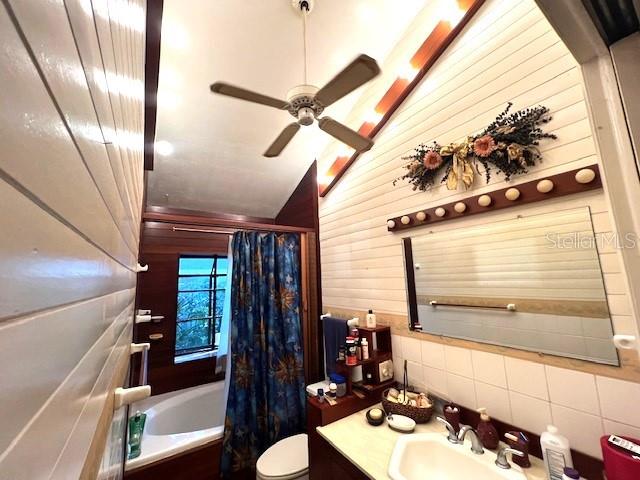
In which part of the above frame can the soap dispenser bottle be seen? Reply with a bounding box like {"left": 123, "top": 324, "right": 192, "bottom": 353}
{"left": 476, "top": 407, "right": 499, "bottom": 449}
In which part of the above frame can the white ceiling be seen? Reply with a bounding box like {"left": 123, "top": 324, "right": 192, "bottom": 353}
{"left": 147, "top": 0, "right": 429, "bottom": 217}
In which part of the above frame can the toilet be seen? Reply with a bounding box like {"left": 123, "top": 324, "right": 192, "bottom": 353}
{"left": 256, "top": 433, "right": 309, "bottom": 480}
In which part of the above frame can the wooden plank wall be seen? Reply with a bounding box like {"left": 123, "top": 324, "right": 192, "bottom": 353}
{"left": 0, "top": 0, "right": 145, "bottom": 478}
{"left": 317, "top": 0, "right": 640, "bottom": 464}
{"left": 136, "top": 217, "right": 230, "bottom": 395}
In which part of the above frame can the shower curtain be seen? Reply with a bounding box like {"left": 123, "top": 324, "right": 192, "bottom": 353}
{"left": 221, "top": 231, "right": 306, "bottom": 477}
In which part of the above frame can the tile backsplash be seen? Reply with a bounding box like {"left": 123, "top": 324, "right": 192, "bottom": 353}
{"left": 393, "top": 334, "right": 640, "bottom": 460}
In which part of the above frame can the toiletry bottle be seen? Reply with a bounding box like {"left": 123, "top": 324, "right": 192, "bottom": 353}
{"left": 361, "top": 338, "right": 369, "bottom": 360}
{"left": 541, "top": 425, "right": 573, "bottom": 480}
{"left": 366, "top": 309, "right": 377, "bottom": 328}
{"left": 476, "top": 407, "right": 499, "bottom": 449}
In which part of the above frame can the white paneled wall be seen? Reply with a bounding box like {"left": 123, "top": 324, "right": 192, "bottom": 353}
{"left": 0, "top": 0, "right": 144, "bottom": 478}
{"left": 319, "top": 0, "right": 639, "bottom": 460}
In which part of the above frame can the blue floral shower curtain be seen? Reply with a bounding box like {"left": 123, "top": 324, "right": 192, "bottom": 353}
{"left": 221, "top": 231, "right": 306, "bottom": 476}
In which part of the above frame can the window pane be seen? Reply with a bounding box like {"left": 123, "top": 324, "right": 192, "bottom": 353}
{"left": 177, "top": 291, "right": 210, "bottom": 320}
{"left": 178, "top": 276, "right": 213, "bottom": 291}
{"left": 179, "top": 257, "right": 214, "bottom": 275}
{"left": 178, "top": 276, "right": 209, "bottom": 291}
{"left": 215, "top": 275, "right": 227, "bottom": 289}
{"left": 214, "top": 289, "right": 226, "bottom": 317}
{"left": 176, "top": 319, "right": 211, "bottom": 352}
{"left": 215, "top": 258, "right": 228, "bottom": 275}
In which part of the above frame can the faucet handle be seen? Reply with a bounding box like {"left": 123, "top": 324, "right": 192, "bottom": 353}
{"left": 495, "top": 446, "right": 525, "bottom": 469}
{"left": 436, "top": 416, "right": 459, "bottom": 444}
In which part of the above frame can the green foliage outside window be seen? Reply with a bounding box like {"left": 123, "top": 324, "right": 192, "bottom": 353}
{"left": 175, "top": 256, "right": 227, "bottom": 355}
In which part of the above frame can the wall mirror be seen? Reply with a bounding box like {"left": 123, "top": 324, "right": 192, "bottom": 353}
{"left": 403, "top": 207, "right": 619, "bottom": 365}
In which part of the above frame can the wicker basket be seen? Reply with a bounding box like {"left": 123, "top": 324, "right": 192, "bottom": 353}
{"left": 381, "top": 388, "right": 434, "bottom": 424}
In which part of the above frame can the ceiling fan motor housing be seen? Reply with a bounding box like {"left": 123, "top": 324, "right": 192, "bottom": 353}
{"left": 286, "top": 84, "right": 323, "bottom": 124}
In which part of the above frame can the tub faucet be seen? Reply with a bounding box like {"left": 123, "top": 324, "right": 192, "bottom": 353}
{"left": 457, "top": 425, "right": 484, "bottom": 454}
{"left": 436, "top": 416, "right": 459, "bottom": 444}
{"left": 495, "top": 446, "right": 525, "bottom": 469}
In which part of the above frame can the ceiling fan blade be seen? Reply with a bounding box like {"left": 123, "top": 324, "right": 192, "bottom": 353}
{"left": 264, "top": 123, "right": 301, "bottom": 157}
{"left": 315, "top": 54, "right": 381, "bottom": 107}
{"left": 210, "top": 82, "right": 289, "bottom": 110}
{"left": 318, "top": 117, "right": 374, "bottom": 152}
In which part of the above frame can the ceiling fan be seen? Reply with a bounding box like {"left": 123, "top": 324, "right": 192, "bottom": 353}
{"left": 209, "top": 0, "right": 381, "bottom": 157}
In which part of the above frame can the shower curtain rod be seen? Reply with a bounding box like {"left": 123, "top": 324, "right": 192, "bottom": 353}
{"left": 172, "top": 226, "right": 311, "bottom": 235}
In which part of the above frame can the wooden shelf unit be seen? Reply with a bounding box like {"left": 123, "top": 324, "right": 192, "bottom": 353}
{"left": 334, "top": 325, "right": 393, "bottom": 395}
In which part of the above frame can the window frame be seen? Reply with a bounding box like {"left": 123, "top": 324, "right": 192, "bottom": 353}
{"left": 175, "top": 254, "right": 227, "bottom": 357}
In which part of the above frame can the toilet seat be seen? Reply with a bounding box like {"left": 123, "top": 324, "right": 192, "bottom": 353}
{"left": 256, "top": 433, "right": 308, "bottom": 480}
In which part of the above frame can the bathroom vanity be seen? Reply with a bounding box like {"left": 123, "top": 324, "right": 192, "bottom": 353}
{"left": 311, "top": 405, "right": 547, "bottom": 480}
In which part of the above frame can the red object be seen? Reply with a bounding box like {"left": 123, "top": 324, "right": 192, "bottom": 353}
{"left": 601, "top": 435, "right": 640, "bottom": 480}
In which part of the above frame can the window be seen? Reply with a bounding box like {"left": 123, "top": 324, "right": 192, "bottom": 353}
{"left": 175, "top": 255, "right": 228, "bottom": 357}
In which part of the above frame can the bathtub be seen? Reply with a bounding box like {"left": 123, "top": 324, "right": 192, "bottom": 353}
{"left": 125, "top": 381, "right": 226, "bottom": 471}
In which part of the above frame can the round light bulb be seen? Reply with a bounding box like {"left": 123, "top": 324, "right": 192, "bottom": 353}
{"left": 575, "top": 168, "right": 596, "bottom": 184}
{"left": 537, "top": 179, "right": 554, "bottom": 193}
{"left": 478, "top": 195, "right": 492, "bottom": 207}
{"left": 454, "top": 202, "right": 466, "bottom": 213}
{"left": 505, "top": 188, "right": 520, "bottom": 201}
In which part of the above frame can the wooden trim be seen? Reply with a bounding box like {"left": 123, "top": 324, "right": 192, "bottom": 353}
{"left": 318, "top": 0, "right": 487, "bottom": 196}
{"left": 402, "top": 238, "right": 418, "bottom": 329}
{"left": 143, "top": 211, "right": 313, "bottom": 233}
{"left": 323, "top": 306, "right": 640, "bottom": 382}
{"left": 143, "top": 0, "right": 164, "bottom": 170}
{"left": 146, "top": 205, "right": 275, "bottom": 225}
{"left": 124, "top": 438, "right": 222, "bottom": 480}
{"left": 79, "top": 335, "right": 132, "bottom": 480}
{"left": 387, "top": 165, "right": 603, "bottom": 232}
{"left": 300, "top": 234, "right": 311, "bottom": 383}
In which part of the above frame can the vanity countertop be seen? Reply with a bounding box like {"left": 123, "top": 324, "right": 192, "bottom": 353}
{"left": 316, "top": 405, "right": 548, "bottom": 480}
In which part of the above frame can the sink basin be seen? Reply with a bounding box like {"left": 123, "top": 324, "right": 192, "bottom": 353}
{"left": 388, "top": 433, "right": 527, "bottom": 480}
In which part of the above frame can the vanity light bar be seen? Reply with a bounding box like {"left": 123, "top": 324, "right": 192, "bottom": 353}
{"left": 387, "top": 165, "right": 602, "bottom": 232}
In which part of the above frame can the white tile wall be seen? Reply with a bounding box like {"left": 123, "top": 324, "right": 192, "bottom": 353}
{"left": 445, "top": 345, "right": 474, "bottom": 378}
{"left": 472, "top": 351, "right": 507, "bottom": 388}
{"left": 401, "top": 336, "right": 422, "bottom": 363}
{"left": 505, "top": 357, "right": 549, "bottom": 400}
{"left": 447, "top": 373, "right": 477, "bottom": 409}
{"left": 421, "top": 341, "right": 446, "bottom": 370}
{"left": 510, "top": 390, "right": 553, "bottom": 434}
{"left": 596, "top": 376, "right": 640, "bottom": 427}
{"left": 551, "top": 404, "right": 604, "bottom": 459}
{"left": 475, "top": 381, "right": 512, "bottom": 423}
{"left": 546, "top": 366, "right": 600, "bottom": 415}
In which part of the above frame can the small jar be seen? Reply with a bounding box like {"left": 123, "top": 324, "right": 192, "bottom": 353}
{"left": 338, "top": 347, "right": 345, "bottom": 361}
{"left": 329, "top": 382, "right": 337, "bottom": 397}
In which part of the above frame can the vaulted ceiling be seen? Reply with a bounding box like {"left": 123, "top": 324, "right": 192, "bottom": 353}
{"left": 147, "top": 0, "right": 430, "bottom": 217}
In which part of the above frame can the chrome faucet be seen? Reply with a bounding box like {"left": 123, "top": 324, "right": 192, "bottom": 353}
{"left": 495, "top": 446, "right": 525, "bottom": 469}
{"left": 436, "top": 416, "right": 459, "bottom": 444}
{"left": 457, "top": 425, "right": 484, "bottom": 454}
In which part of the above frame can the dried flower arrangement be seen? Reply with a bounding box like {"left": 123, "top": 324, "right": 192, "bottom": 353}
{"left": 393, "top": 103, "right": 557, "bottom": 191}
